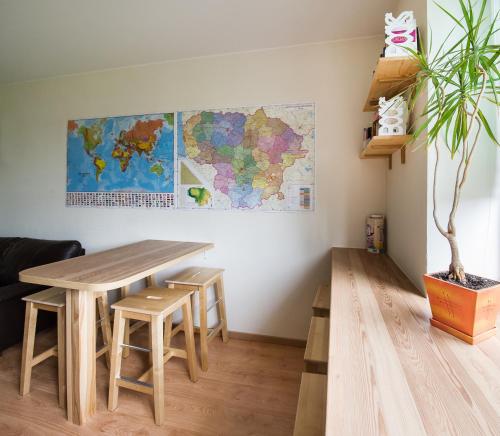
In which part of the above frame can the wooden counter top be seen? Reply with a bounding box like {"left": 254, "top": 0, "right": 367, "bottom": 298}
{"left": 327, "top": 248, "right": 500, "bottom": 436}
{"left": 20, "top": 240, "right": 213, "bottom": 292}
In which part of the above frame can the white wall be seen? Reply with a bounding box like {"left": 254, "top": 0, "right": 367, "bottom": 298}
{"left": 426, "top": 0, "right": 500, "bottom": 281}
{"left": 386, "top": 0, "right": 428, "bottom": 292}
{"left": 0, "top": 38, "right": 386, "bottom": 339}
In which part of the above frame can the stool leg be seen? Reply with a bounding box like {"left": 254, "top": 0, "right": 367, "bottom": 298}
{"left": 182, "top": 299, "right": 198, "bottom": 382}
{"left": 163, "top": 314, "right": 173, "bottom": 349}
{"left": 97, "top": 293, "right": 113, "bottom": 369}
{"left": 120, "top": 286, "right": 130, "bottom": 358}
{"left": 190, "top": 293, "right": 196, "bottom": 326}
{"left": 165, "top": 283, "right": 183, "bottom": 340}
{"left": 108, "top": 310, "right": 125, "bottom": 411}
{"left": 148, "top": 322, "right": 153, "bottom": 366}
{"left": 20, "top": 302, "right": 38, "bottom": 396}
{"left": 199, "top": 287, "right": 209, "bottom": 371}
{"left": 146, "top": 274, "right": 157, "bottom": 288}
{"left": 57, "top": 306, "right": 66, "bottom": 408}
{"left": 151, "top": 315, "right": 164, "bottom": 426}
{"left": 214, "top": 276, "right": 229, "bottom": 343}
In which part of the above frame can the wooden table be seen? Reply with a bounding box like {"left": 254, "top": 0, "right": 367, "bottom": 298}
{"left": 327, "top": 248, "right": 500, "bottom": 436}
{"left": 19, "top": 240, "right": 213, "bottom": 425}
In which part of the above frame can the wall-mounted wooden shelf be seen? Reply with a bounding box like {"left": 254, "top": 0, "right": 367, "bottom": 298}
{"left": 360, "top": 135, "right": 411, "bottom": 157}
{"left": 360, "top": 135, "right": 411, "bottom": 169}
{"left": 363, "top": 57, "right": 419, "bottom": 112}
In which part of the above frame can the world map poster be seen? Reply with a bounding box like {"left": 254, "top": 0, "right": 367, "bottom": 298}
{"left": 66, "top": 103, "right": 315, "bottom": 210}
{"left": 178, "top": 103, "right": 315, "bottom": 211}
{"left": 66, "top": 113, "right": 175, "bottom": 208}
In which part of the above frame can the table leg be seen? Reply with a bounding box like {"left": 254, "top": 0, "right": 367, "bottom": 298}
{"left": 65, "top": 289, "right": 96, "bottom": 425}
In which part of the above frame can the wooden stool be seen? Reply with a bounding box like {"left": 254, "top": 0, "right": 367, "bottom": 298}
{"left": 108, "top": 287, "right": 198, "bottom": 426}
{"left": 165, "top": 267, "right": 229, "bottom": 371}
{"left": 293, "top": 372, "right": 327, "bottom": 436}
{"left": 312, "top": 284, "right": 330, "bottom": 318}
{"left": 20, "top": 288, "right": 113, "bottom": 408}
{"left": 304, "top": 317, "right": 329, "bottom": 375}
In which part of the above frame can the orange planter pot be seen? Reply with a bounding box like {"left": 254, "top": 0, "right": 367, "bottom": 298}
{"left": 424, "top": 273, "right": 500, "bottom": 344}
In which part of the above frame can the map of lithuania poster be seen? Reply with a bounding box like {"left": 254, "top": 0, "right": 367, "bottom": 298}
{"left": 66, "top": 113, "right": 175, "bottom": 208}
{"left": 178, "top": 103, "right": 315, "bottom": 211}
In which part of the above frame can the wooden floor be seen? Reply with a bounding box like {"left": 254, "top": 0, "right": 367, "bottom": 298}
{"left": 0, "top": 326, "right": 304, "bottom": 435}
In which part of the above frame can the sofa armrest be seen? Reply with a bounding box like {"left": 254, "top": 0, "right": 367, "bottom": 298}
{"left": 1, "top": 238, "right": 84, "bottom": 284}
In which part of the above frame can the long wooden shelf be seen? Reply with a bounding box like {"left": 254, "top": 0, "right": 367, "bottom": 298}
{"left": 326, "top": 248, "right": 500, "bottom": 435}
{"left": 363, "top": 56, "right": 419, "bottom": 112}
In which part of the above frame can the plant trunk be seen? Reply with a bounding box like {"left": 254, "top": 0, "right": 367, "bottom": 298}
{"left": 447, "top": 233, "right": 466, "bottom": 283}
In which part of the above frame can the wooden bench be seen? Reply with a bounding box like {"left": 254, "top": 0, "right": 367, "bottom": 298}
{"left": 312, "top": 284, "right": 330, "bottom": 317}
{"left": 304, "top": 316, "right": 329, "bottom": 374}
{"left": 293, "top": 372, "right": 327, "bottom": 436}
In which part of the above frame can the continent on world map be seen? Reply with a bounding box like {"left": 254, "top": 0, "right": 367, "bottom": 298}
{"left": 111, "top": 119, "right": 164, "bottom": 172}
{"left": 68, "top": 119, "right": 107, "bottom": 181}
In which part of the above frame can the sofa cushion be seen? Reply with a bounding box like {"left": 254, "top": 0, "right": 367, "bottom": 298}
{"left": 0, "top": 238, "right": 84, "bottom": 285}
{"left": 0, "top": 238, "right": 21, "bottom": 286}
{"left": 0, "top": 282, "right": 46, "bottom": 304}
{"left": 0, "top": 262, "right": 9, "bottom": 286}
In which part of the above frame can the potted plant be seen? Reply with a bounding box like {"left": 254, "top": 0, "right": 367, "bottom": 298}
{"left": 406, "top": 0, "right": 500, "bottom": 344}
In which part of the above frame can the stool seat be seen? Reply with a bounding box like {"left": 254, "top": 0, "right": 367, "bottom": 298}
{"left": 22, "top": 287, "right": 66, "bottom": 308}
{"left": 166, "top": 267, "right": 224, "bottom": 287}
{"left": 112, "top": 288, "right": 193, "bottom": 316}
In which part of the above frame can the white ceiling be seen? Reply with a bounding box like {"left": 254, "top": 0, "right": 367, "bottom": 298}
{"left": 0, "top": 0, "right": 396, "bottom": 84}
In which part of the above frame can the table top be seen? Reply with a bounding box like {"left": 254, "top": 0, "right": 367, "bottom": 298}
{"left": 20, "top": 240, "right": 214, "bottom": 292}
{"left": 327, "top": 248, "right": 500, "bottom": 436}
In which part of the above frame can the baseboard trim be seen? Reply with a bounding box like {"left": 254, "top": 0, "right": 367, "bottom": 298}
{"left": 228, "top": 330, "right": 306, "bottom": 348}
{"left": 123, "top": 318, "right": 307, "bottom": 348}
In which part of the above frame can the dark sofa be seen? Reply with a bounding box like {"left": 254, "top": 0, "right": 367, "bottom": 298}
{"left": 0, "top": 237, "right": 84, "bottom": 352}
